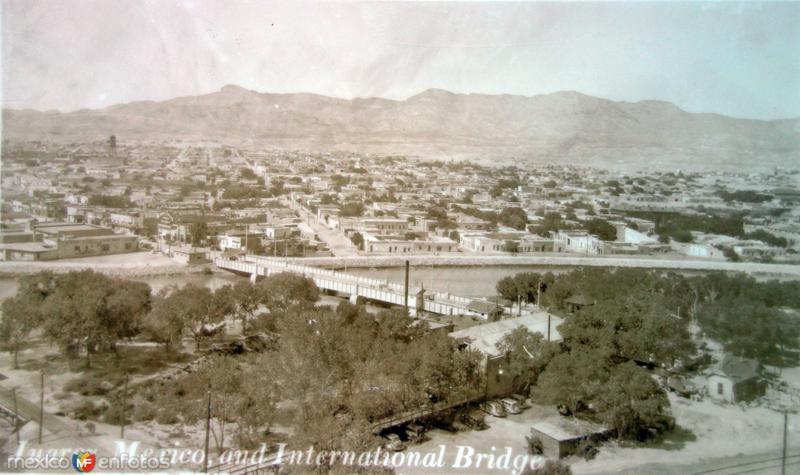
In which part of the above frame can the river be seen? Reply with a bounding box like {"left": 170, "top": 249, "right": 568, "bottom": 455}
{"left": 0, "top": 265, "right": 565, "bottom": 302}
{"left": 0, "top": 263, "right": 772, "bottom": 303}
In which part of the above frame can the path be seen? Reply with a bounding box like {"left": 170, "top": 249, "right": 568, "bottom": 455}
{"left": 283, "top": 199, "right": 360, "bottom": 257}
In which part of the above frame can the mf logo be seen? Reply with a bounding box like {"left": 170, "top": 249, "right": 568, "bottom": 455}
{"left": 72, "top": 451, "right": 96, "bottom": 472}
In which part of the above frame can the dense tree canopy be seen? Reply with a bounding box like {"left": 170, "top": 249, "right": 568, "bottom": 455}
{"left": 32, "top": 270, "right": 152, "bottom": 367}
{"left": 500, "top": 265, "right": 800, "bottom": 440}
{"left": 274, "top": 303, "right": 484, "bottom": 450}
{"left": 499, "top": 207, "right": 529, "bottom": 230}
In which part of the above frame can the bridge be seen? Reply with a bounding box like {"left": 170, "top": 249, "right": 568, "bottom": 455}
{"left": 214, "top": 254, "right": 494, "bottom": 317}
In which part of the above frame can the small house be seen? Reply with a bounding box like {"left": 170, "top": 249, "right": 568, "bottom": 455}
{"left": 706, "top": 355, "right": 766, "bottom": 403}
{"left": 529, "top": 416, "right": 609, "bottom": 459}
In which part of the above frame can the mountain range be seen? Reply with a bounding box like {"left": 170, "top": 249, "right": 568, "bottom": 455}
{"left": 4, "top": 85, "right": 799, "bottom": 170}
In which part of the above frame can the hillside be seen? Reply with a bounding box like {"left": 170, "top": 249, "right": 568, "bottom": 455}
{"left": 4, "top": 86, "right": 799, "bottom": 170}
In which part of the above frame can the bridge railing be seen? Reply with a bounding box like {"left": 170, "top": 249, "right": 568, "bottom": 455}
{"left": 217, "top": 256, "right": 473, "bottom": 315}
{"left": 369, "top": 391, "right": 483, "bottom": 434}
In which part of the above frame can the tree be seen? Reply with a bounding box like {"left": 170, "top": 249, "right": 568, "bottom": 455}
{"left": 0, "top": 297, "right": 38, "bottom": 369}
{"left": 498, "top": 327, "right": 550, "bottom": 391}
{"left": 496, "top": 276, "right": 518, "bottom": 302}
{"left": 0, "top": 273, "right": 55, "bottom": 368}
{"left": 349, "top": 232, "right": 364, "bottom": 249}
{"left": 144, "top": 283, "right": 229, "bottom": 351}
{"left": 514, "top": 273, "right": 542, "bottom": 304}
{"left": 559, "top": 295, "right": 695, "bottom": 367}
{"left": 143, "top": 286, "right": 187, "bottom": 353}
{"left": 499, "top": 207, "right": 528, "bottom": 230}
{"left": 503, "top": 240, "right": 520, "bottom": 253}
{"left": 239, "top": 167, "right": 258, "bottom": 180}
{"left": 533, "top": 348, "right": 610, "bottom": 415}
{"left": 39, "top": 271, "right": 151, "bottom": 367}
{"left": 585, "top": 219, "right": 617, "bottom": 241}
{"left": 271, "top": 301, "right": 484, "bottom": 451}
{"left": 542, "top": 279, "right": 574, "bottom": 309}
{"left": 245, "top": 238, "right": 265, "bottom": 254}
{"left": 87, "top": 194, "right": 134, "bottom": 208}
{"left": 226, "top": 281, "right": 264, "bottom": 335}
{"left": 340, "top": 202, "right": 365, "bottom": 217}
{"left": 146, "top": 354, "right": 277, "bottom": 452}
{"left": 261, "top": 273, "right": 320, "bottom": 315}
{"left": 189, "top": 221, "right": 208, "bottom": 246}
{"left": 269, "top": 179, "right": 285, "bottom": 196}
{"left": 699, "top": 297, "right": 799, "bottom": 364}
{"left": 593, "top": 362, "right": 672, "bottom": 440}
{"left": 182, "top": 284, "right": 231, "bottom": 350}
{"left": 720, "top": 246, "right": 741, "bottom": 262}
{"left": 532, "top": 212, "right": 563, "bottom": 236}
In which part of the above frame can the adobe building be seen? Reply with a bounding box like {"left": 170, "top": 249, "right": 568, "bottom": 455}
{"left": 0, "top": 222, "right": 138, "bottom": 261}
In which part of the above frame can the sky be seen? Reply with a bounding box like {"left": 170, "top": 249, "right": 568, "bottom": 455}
{"left": 2, "top": 1, "right": 799, "bottom": 120}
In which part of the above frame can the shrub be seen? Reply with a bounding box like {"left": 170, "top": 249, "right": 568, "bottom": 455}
{"left": 526, "top": 435, "right": 544, "bottom": 455}
{"left": 155, "top": 408, "right": 181, "bottom": 425}
{"left": 132, "top": 400, "right": 157, "bottom": 422}
{"left": 64, "top": 374, "right": 121, "bottom": 396}
{"left": 103, "top": 404, "right": 127, "bottom": 425}
{"left": 70, "top": 399, "right": 103, "bottom": 420}
{"left": 575, "top": 438, "right": 599, "bottom": 461}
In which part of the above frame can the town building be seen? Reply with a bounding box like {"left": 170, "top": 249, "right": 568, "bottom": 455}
{"left": 361, "top": 233, "right": 457, "bottom": 254}
{"left": 0, "top": 223, "right": 138, "bottom": 261}
{"left": 706, "top": 355, "right": 767, "bottom": 403}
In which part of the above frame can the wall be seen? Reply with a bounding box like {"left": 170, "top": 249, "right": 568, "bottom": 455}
{"left": 706, "top": 375, "right": 734, "bottom": 402}
{"left": 55, "top": 236, "right": 139, "bottom": 259}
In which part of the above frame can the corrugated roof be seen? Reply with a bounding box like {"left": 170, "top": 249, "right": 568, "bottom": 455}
{"left": 448, "top": 312, "right": 563, "bottom": 356}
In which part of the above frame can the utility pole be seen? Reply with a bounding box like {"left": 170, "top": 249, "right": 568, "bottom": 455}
{"left": 120, "top": 374, "right": 129, "bottom": 439}
{"left": 404, "top": 260, "right": 410, "bottom": 314}
{"left": 38, "top": 372, "right": 44, "bottom": 444}
{"left": 12, "top": 388, "right": 19, "bottom": 446}
{"left": 547, "top": 314, "right": 551, "bottom": 342}
{"left": 244, "top": 223, "right": 248, "bottom": 254}
{"left": 204, "top": 390, "right": 212, "bottom": 473}
{"left": 537, "top": 282, "right": 542, "bottom": 309}
{"left": 782, "top": 410, "right": 788, "bottom": 475}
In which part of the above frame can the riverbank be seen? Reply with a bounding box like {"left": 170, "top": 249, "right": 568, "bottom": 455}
{"left": 0, "top": 252, "right": 207, "bottom": 278}
{"left": 253, "top": 254, "right": 800, "bottom": 277}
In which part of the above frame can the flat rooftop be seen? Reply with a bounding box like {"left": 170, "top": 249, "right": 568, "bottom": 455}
{"left": 34, "top": 223, "right": 105, "bottom": 233}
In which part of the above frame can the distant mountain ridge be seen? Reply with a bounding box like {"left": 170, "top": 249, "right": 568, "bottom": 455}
{"left": 4, "top": 85, "right": 799, "bottom": 170}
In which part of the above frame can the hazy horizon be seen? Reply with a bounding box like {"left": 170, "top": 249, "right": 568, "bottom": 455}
{"left": 5, "top": 83, "right": 799, "bottom": 124}
{"left": 3, "top": 1, "right": 799, "bottom": 120}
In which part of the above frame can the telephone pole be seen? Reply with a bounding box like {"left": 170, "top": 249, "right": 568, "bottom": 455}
{"left": 204, "top": 390, "right": 212, "bottom": 473}
{"left": 404, "top": 260, "right": 410, "bottom": 314}
{"left": 120, "top": 375, "right": 129, "bottom": 439}
{"left": 12, "top": 388, "right": 19, "bottom": 446}
{"left": 782, "top": 410, "right": 788, "bottom": 475}
{"left": 38, "top": 372, "right": 44, "bottom": 444}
